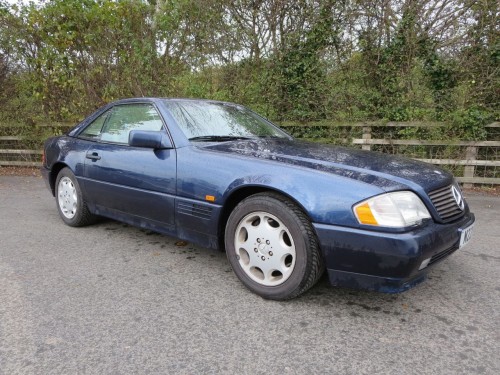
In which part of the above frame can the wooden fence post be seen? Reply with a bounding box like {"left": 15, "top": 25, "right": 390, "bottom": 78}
{"left": 362, "top": 126, "right": 371, "bottom": 151}
{"left": 463, "top": 146, "right": 478, "bottom": 188}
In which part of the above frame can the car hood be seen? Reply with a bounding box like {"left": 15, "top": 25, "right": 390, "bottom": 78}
{"left": 202, "top": 138, "right": 453, "bottom": 192}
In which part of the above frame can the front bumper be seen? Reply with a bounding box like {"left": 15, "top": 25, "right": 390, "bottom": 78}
{"left": 313, "top": 212, "right": 475, "bottom": 293}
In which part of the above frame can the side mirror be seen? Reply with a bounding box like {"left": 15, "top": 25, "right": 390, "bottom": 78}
{"left": 129, "top": 130, "right": 173, "bottom": 149}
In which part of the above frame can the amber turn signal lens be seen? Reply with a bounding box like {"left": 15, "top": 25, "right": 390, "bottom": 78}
{"left": 354, "top": 203, "right": 379, "bottom": 226}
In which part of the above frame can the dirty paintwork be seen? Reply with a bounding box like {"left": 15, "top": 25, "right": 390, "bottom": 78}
{"left": 41, "top": 98, "right": 475, "bottom": 293}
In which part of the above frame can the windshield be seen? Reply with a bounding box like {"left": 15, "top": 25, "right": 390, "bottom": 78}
{"left": 163, "top": 100, "right": 290, "bottom": 141}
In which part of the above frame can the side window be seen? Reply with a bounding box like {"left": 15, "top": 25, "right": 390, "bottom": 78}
{"left": 99, "top": 104, "right": 164, "bottom": 144}
{"left": 80, "top": 110, "right": 109, "bottom": 139}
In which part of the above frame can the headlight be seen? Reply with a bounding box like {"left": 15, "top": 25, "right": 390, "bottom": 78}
{"left": 354, "top": 191, "right": 431, "bottom": 228}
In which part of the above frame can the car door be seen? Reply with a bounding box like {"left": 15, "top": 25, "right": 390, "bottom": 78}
{"left": 80, "top": 103, "right": 177, "bottom": 231}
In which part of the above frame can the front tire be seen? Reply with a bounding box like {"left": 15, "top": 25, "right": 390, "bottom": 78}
{"left": 55, "top": 167, "right": 96, "bottom": 227}
{"left": 225, "top": 192, "right": 324, "bottom": 300}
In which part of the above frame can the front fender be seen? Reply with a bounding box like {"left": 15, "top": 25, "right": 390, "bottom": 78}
{"left": 221, "top": 170, "right": 384, "bottom": 227}
{"left": 177, "top": 146, "right": 385, "bottom": 227}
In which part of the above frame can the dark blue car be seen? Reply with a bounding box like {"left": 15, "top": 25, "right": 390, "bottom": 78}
{"left": 41, "top": 98, "right": 475, "bottom": 300}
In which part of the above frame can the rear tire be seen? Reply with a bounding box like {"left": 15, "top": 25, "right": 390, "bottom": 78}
{"left": 225, "top": 192, "right": 324, "bottom": 300}
{"left": 55, "top": 167, "right": 96, "bottom": 227}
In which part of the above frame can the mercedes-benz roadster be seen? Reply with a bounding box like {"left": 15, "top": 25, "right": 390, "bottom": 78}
{"left": 41, "top": 98, "right": 475, "bottom": 300}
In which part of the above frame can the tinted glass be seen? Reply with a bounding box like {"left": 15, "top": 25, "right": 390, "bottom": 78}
{"left": 99, "top": 104, "right": 164, "bottom": 144}
{"left": 163, "top": 101, "right": 288, "bottom": 140}
{"left": 80, "top": 111, "right": 109, "bottom": 139}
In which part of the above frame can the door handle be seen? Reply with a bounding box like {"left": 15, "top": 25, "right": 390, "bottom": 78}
{"left": 86, "top": 152, "right": 101, "bottom": 161}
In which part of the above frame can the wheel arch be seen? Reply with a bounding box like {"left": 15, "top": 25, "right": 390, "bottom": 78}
{"left": 217, "top": 185, "right": 313, "bottom": 251}
{"left": 48, "top": 162, "right": 70, "bottom": 196}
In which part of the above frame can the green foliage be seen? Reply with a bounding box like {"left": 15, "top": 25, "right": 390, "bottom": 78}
{"left": 0, "top": 0, "right": 497, "bottom": 132}
{"left": 447, "top": 107, "right": 493, "bottom": 140}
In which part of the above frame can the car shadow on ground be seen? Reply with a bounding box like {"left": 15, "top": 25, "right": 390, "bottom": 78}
{"left": 89, "top": 216, "right": 456, "bottom": 318}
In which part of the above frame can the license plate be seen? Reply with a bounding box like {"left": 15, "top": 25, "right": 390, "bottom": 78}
{"left": 459, "top": 224, "right": 474, "bottom": 248}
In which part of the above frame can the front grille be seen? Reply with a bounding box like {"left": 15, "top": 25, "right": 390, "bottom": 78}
{"left": 428, "top": 185, "right": 464, "bottom": 222}
{"left": 428, "top": 244, "right": 459, "bottom": 267}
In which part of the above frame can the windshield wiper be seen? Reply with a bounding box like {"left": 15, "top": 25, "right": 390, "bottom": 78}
{"left": 256, "top": 135, "right": 286, "bottom": 139}
{"left": 189, "top": 135, "right": 253, "bottom": 142}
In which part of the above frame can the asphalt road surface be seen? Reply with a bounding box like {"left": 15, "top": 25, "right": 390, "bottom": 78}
{"left": 1, "top": 176, "right": 499, "bottom": 375}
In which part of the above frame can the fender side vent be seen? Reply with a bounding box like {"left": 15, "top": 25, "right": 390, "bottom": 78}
{"left": 177, "top": 202, "right": 213, "bottom": 220}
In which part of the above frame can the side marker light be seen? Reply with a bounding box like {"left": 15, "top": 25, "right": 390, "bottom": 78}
{"left": 355, "top": 203, "right": 379, "bottom": 226}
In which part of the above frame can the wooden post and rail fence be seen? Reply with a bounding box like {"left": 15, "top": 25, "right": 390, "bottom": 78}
{"left": 0, "top": 121, "right": 499, "bottom": 186}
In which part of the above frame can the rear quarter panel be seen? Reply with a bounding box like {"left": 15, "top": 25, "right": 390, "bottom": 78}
{"left": 43, "top": 136, "right": 90, "bottom": 193}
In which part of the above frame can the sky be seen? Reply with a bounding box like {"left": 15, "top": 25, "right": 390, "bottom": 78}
{"left": 4, "top": 0, "right": 38, "bottom": 6}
